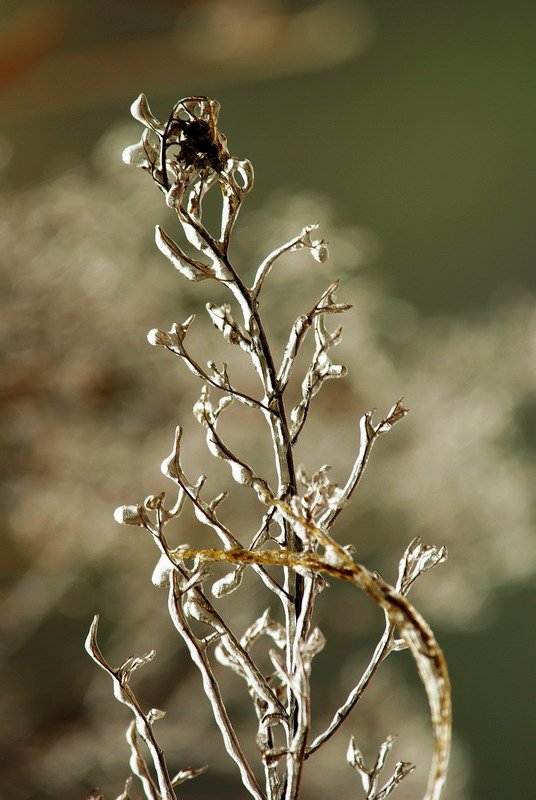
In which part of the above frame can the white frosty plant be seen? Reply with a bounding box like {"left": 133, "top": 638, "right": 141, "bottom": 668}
{"left": 86, "top": 95, "right": 452, "bottom": 800}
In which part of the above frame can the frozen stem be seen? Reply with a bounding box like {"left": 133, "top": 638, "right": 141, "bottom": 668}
{"left": 85, "top": 616, "right": 178, "bottom": 800}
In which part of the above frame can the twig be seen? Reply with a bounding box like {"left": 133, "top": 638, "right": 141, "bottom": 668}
{"left": 167, "top": 574, "right": 266, "bottom": 800}
{"left": 306, "top": 617, "right": 395, "bottom": 757}
{"left": 85, "top": 616, "right": 177, "bottom": 800}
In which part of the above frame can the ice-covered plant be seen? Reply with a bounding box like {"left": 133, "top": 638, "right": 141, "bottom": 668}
{"left": 86, "top": 95, "right": 451, "bottom": 800}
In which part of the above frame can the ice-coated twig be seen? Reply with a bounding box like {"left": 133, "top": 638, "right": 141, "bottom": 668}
{"left": 170, "top": 764, "right": 209, "bottom": 787}
{"left": 307, "top": 617, "right": 395, "bottom": 757}
{"left": 149, "top": 525, "right": 288, "bottom": 724}
{"left": 167, "top": 572, "right": 266, "bottom": 800}
{"left": 154, "top": 225, "right": 215, "bottom": 282}
{"left": 206, "top": 302, "right": 253, "bottom": 353}
{"left": 269, "top": 644, "right": 310, "bottom": 798}
{"left": 320, "top": 399, "right": 409, "bottom": 530}
{"left": 114, "top": 491, "right": 289, "bottom": 733}
{"left": 277, "top": 280, "right": 351, "bottom": 392}
{"left": 347, "top": 734, "right": 415, "bottom": 800}
{"left": 156, "top": 425, "right": 287, "bottom": 602}
{"left": 85, "top": 616, "right": 177, "bottom": 800}
{"left": 289, "top": 313, "right": 348, "bottom": 442}
{"left": 192, "top": 386, "right": 273, "bottom": 503}
{"left": 251, "top": 224, "right": 329, "bottom": 299}
{"left": 148, "top": 317, "right": 271, "bottom": 413}
{"left": 257, "top": 491, "right": 451, "bottom": 800}
{"left": 215, "top": 609, "right": 287, "bottom": 799}
{"left": 126, "top": 717, "right": 163, "bottom": 800}
{"left": 113, "top": 776, "right": 134, "bottom": 800}
{"left": 396, "top": 536, "right": 448, "bottom": 594}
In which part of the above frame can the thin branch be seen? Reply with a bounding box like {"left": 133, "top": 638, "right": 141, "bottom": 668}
{"left": 146, "top": 518, "right": 288, "bottom": 722}
{"left": 320, "top": 400, "right": 409, "bottom": 531}
{"left": 251, "top": 225, "right": 328, "bottom": 300}
{"left": 126, "top": 720, "right": 161, "bottom": 800}
{"left": 167, "top": 573, "right": 266, "bottom": 800}
{"left": 192, "top": 389, "right": 273, "bottom": 502}
{"left": 306, "top": 617, "right": 394, "bottom": 756}
{"left": 148, "top": 318, "right": 273, "bottom": 414}
{"left": 171, "top": 345, "right": 272, "bottom": 413}
{"left": 277, "top": 280, "right": 351, "bottom": 392}
{"left": 159, "top": 425, "right": 288, "bottom": 602}
{"left": 85, "top": 616, "right": 177, "bottom": 800}
{"left": 289, "top": 315, "right": 347, "bottom": 444}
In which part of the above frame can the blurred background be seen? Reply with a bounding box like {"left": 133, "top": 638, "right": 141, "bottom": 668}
{"left": 1, "top": 1, "right": 535, "bottom": 798}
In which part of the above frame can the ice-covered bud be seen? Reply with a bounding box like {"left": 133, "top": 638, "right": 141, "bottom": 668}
{"left": 152, "top": 554, "right": 173, "bottom": 587}
{"left": 346, "top": 735, "right": 365, "bottom": 771}
{"left": 396, "top": 536, "right": 448, "bottom": 594}
{"left": 148, "top": 328, "right": 172, "bottom": 347}
{"left": 122, "top": 140, "right": 147, "bottom": 167}
{"left": 156, "top": 225, "right": 213, "bottom": 281}
{"left": 161, "top": 434, "right": 180, "bottom": 481}
{"left": 147, "top": 708, "right": 166, "bottom": 723}
{"left": 113, "top": 504, "right": 146, "bottom": 526}
{"left": 144, "top": 492, "right": 165, "bottom": 510}
{"left": 129, "top": 93, "right": 165, "bottom": 133}
{"left": 328, "top": 363, "right": 347, "bottom": 378}
{"left": 212, "top": 566, "right": 244, "bottom": 598}
{"left": 148, "top": 317, "right": 195, "bottom": 350}
{"left": 193, "top": 385, "right": 212, "bottom": 426}
{"left": 165, "top": 182, "right": 184, "bottom": 209}
{"left": 299, "top": 626, "right": 326, "bottom": 672}
{"left": 298, "top": 224, "right": 329, "bottom": 262}
{"left": 122, "top": 128, "right": 160, "bottom": 170}
{"left": 312, "top": 239, "right": 329, "bottom": 263}
{"left": 377, "top": 398, "right": 409, "bottom": 433}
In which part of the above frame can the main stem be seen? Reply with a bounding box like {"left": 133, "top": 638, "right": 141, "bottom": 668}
{"left": 182, "top": 185, "right": 308, "bottom": 795}
{"left": 227, "top": 265, "right": 307, "bottom": 798}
